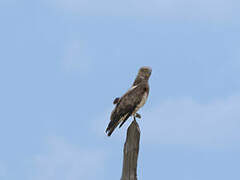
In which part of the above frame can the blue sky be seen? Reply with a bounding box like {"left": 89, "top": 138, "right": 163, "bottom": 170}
{"left": 1, "top": 0, "right": 240, "bottom": 179}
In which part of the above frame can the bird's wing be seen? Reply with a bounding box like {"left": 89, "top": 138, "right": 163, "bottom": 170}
{"left": 106, "top": 82, "right": 149, "bottom": 136}
{"left": 113, "top": 97, "right": 120, "bottom": 104}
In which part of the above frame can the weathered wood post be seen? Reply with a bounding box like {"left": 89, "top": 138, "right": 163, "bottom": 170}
{"left": 121, "top": 119, "right": 140, "bottom": 180}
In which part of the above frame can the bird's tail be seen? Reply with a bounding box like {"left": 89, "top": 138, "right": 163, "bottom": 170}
{"left": 105, "top": 113, "right": 130, "bottom": 136}
{"left": 105, "top": 119, "right": 120, "bottom": 136}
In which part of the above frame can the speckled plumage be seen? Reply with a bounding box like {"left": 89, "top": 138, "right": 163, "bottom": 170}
{"left": 106, "top": 67, "right": 151, "bottom": 136}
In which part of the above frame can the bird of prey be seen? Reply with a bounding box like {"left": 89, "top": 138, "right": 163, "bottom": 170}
{"left": 105, "top": 66, "right": 152, "bottom": 136}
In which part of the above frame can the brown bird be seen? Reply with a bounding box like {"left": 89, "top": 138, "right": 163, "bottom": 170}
{"left": 105, "top": 66, "right": 152, "bottom": 136}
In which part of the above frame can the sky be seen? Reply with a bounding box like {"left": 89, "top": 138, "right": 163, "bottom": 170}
{"left": 0, "top": 0, "right": 240, "bottom": 179}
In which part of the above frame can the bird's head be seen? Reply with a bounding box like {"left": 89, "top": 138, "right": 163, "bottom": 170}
{"left": 138, "top": 66, "right": 152, "bottom": 80}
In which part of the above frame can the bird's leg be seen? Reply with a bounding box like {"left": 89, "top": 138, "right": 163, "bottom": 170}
{"left": 135, "top": 113, "right": 141, "bottom": 119}
{"left": 133, "top": 113, "right": 141, "bottom": 122}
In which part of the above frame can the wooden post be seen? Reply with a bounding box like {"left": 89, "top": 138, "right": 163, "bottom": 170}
{"left": 121, "top": 119, "right": 140, "bottom": 180}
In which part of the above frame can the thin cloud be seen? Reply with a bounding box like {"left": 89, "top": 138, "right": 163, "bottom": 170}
{"left": 31, "top": 136, "right": 105, "bottom": 180}
{"left": 142, "top": 95, "right": 240, "bottom": 148}
{"left": 0, "top": 162, "right": 6, "bottom": 178}
{"left": 44, "top": 0, "right": 238, "bottom": 22}
{"left": 93, "top": 94, "right": 240, "bottom": 148}
{"left": 62, "top": 41, "right": 93, "bottom": 74}
{"left": 0, "top": 0, "right": 16, "bottom": 5}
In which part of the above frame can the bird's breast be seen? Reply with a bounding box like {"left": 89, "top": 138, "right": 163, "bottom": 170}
{"left": 139, "top": 92, "right": 148, "bottom": 108}
{"left": 133, "top": 92, "right": 148, "bottom": 115}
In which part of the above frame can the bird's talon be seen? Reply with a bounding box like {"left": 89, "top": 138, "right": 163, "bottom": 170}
{"left": 135, "top": 113, "right": 141, "bottom": 119}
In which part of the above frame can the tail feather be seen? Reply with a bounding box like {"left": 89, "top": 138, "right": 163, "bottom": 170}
{"left": 119, "top": 113, "right": 131, "bottom": 128}
{"left": 105, "top": 119, "right": 121, "bottom": 136}
{"left": 105, "top": 113, "right": 129, "bottom": 136}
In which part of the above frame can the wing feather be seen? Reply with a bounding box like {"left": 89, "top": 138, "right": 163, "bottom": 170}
{"left": 105, "top": 81, "right": 149, "bottom": 136}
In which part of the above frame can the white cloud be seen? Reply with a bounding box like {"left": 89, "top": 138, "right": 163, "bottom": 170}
{"left": 62, "top": 41, "right": 92, "bottom": 74}
{"left": 142, "top": 95, "right": 240, "bottom": 147}
{"left": 44, "top": 0, "right": 238, "bottom": 22}
{"left": 31, "top": 136, "right": 105, "bottom": 180}
{"left": 0, "top": 0, "right": 16, "bottom": 5}
{"left": 0, "top": 162, "right": 6, "bottom": 178}
{"left": 91, "top": 93, "right": 240, "bottom": 148}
